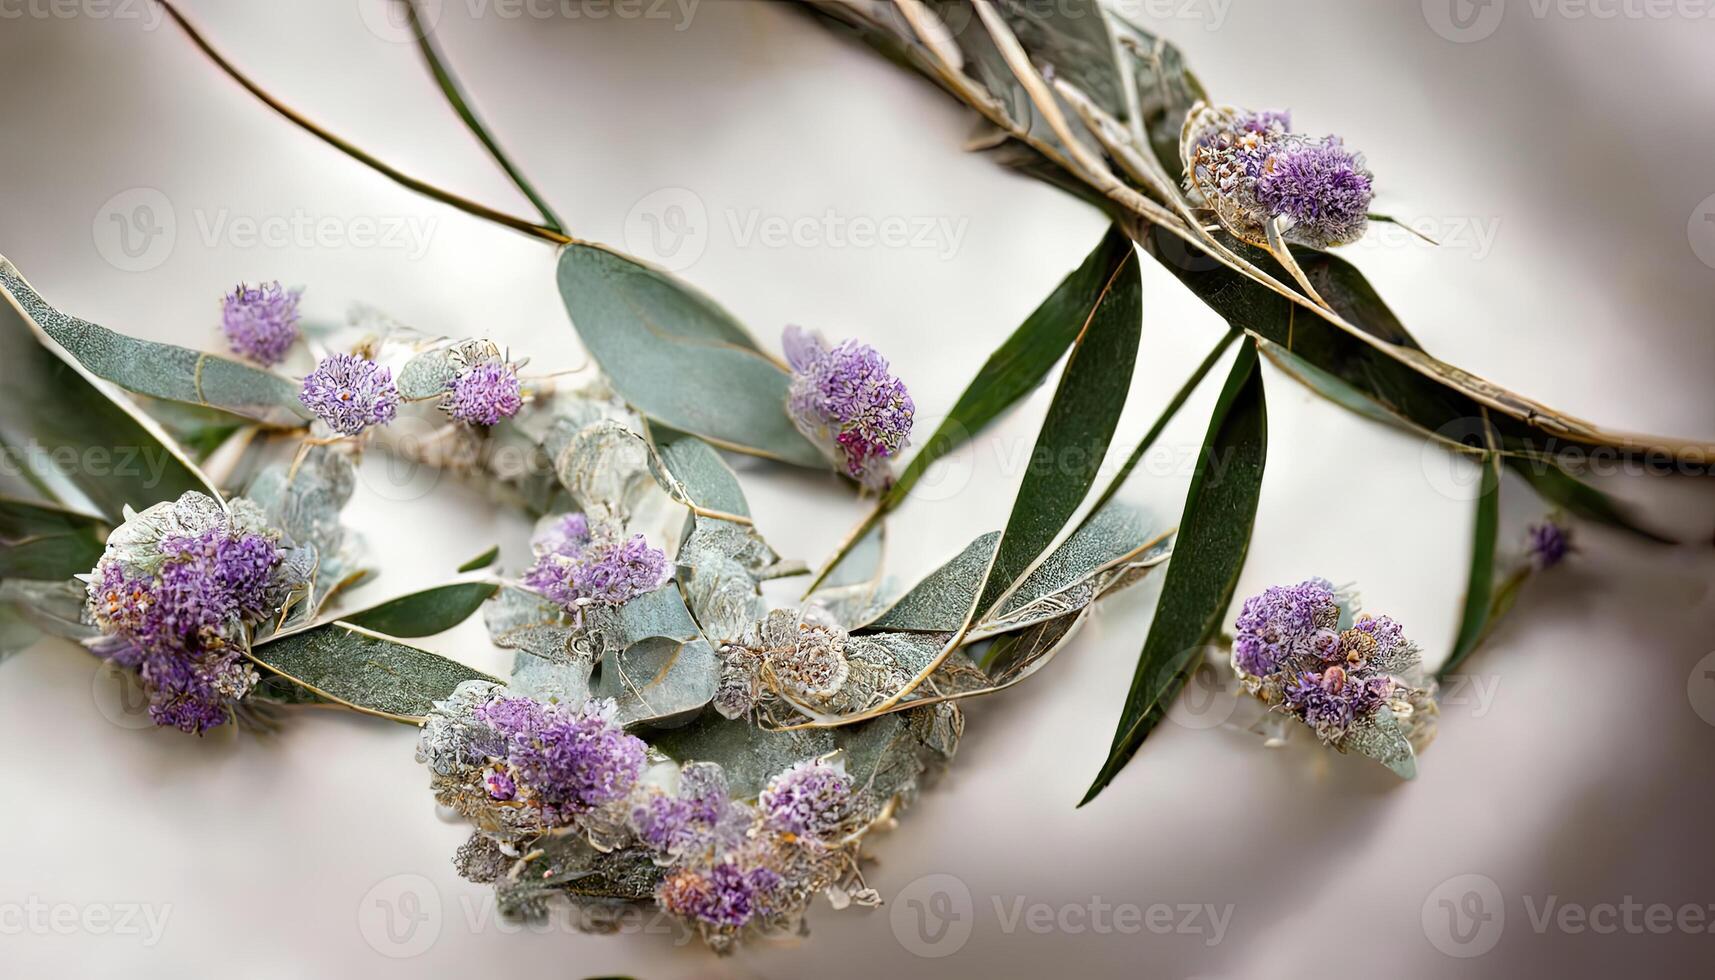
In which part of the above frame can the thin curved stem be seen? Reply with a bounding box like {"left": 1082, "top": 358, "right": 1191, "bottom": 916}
{"left": 398, "top": 0, "right": 566, "bottom": 233}
{"left": 154, "top": 0, "right": 571, "bottom": 247}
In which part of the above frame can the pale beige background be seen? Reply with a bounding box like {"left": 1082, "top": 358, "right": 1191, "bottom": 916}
{"left": 2, "top": 1, "right": 1714, "bottom": 978}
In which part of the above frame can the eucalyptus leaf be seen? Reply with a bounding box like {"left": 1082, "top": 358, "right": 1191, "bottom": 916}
{"left": 249, "top": 622, "right": 500, "bottom": 722}
{"left": 658, "top": 437, "right": 750, "bottom": 517}
{"left": 555, "top": 243, "right": 824, "bottom": 467}
{"left": 0, "top": 261, "right": 216, "bottom": 520}
{"left": 0, "top": 258, "right": 308, "bottom": 426}
{"left": 972, "top": 243, "right": 1142, "bottom": 619}
{"left": 340, "top": 581, "right": 498, "bottom": 638}
{"left": 588, "top": 635, "right": 717, "bottom": 727}
{"left": 0, "top": 498, "right": 108, "bottom": 581}
{"left": 1441, "top": 447, "right": 1501, "bottom": 679}
{"left": 1082, "top": 339, "right": 1267, "bottom": 806}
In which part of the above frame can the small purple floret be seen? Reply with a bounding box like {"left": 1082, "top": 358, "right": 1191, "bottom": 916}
{"left": 300, "top": 353, "right": 399, "bottom": 436}
{"left": 445, "top": 361, "right": 523, "bottom": 426}
{"left": 783, "top": 326, "right": 914, "bottom": 489}
{"left": 475, "top": 697, "right": 646, "bottom": 825}
{"left": 221, "top": 281, "right": 300, "bottom": 366}
{"left": 1528, "top": 521, "right": 1570, "bottom": 570}
{"left": 1255, "top": 137, "right": 1375, "bottom": 249}
{"left": 758, "top": 759, "right": 853, "bottom": 839}
{"left": 1233, "top": 578, "right": 1338, "bottom": 677}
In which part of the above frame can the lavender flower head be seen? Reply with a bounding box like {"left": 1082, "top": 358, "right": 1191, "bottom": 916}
{"left": 300, "top": 353, "right": 398, "bottom": 436}
{"left": 444, "top": 359, "right": 523, "bottom": 427}
{"left": 1182, "top": 102, "right": 1373, "bottom": 249}
{"left": 657, "top": 857, "right": 784, "bottom": 934}
{"left": 1230, "top": 579, "right": 1437, "bottom": 765}
{"left": 474, "top": 695, "right": 647, "bottom": 827}
{"left": 522, "top": 513, "right": 666, "bottom": 612}
{"left": 84, "top": 493, "right": 303, "bottom": 733}
{"left": 783, "top": 326, "right": 914, "bottom": 489}
{"left": 758, "top": 758, "right": 854, "bottom": 840}
{"left": 1527, "top": 520, "right": 1571, "bottom": 569}
{"left": 221, "top": 281, "right": 301, "bottom": 366}
{"left": 631, "top": 762, "right": 745, "bottom": 861}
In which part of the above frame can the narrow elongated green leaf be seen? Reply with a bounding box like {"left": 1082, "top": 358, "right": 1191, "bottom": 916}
{"left": 0, "top": 262, "right": 216, "bottom": 520}
{"left": 249, "top": 622, "right": 500, "bottom": 722}
{"left": 1506, "top": 458, "right": 1673, "bottom": 545}
{"left": 887, "top": 225, "right": 1134, "bottom": 508}
{"left": 0, "top": 498, "right": 108, "bottom": 581}
{"left": 555, "top": 243, "right": 824, "bottom": 467}
{"left": 339, "top": 581, "right": 498, "bottom": 638}
{"left": 1442, "top": 446, "right": 1501, "bottom": 678}
{"left": 972, "top": 245, "right": 1142, "bottom": 619}
{"left": 0, "top": 259, "right": 309, "bottom": 426}
{"left": 1082, "top": 339, "right": 1267, "bottom": 806}
{"left": 456, "top": 545, "right": 500, "bottom": 572}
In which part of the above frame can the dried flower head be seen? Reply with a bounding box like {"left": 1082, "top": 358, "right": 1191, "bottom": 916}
{"left": 444, "top": 359, "right": 523, "bottom": 426}
{"left": 1182, "top": 103, "right": 1373, "bottom": 249}
{"left": 474, "top": 695, "right": 648, "bottom": 827}
{"left": 1527, "top": 520, "right": 1571, "bottom": 570}
{"left": 758, "top": 758, "right": 854, "bottom": 840}
{"left": 300, "top": 353, "right": 399, "bottom": 436}
{"left": 522, "top": 514, "right": 666, "bottom": 612}
{"left": 83, "top": 493, "right": 302, "bottom": 733}
{"left": 221, "top": 281, "right": 301, "bottom": 366}
{"left": 783, "top": 326, "right": 914, "bottom": 490}
{"left": 1232, "top": 578, "right": 1339, "bottom": 677}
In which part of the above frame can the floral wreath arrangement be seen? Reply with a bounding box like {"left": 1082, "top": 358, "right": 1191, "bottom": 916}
{"left": 0, "top": 0, "right": 1697, "bottom": 954}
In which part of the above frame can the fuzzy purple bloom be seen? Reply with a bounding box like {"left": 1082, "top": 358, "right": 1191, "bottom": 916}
{"left": 1528, "top": 521, "right": 1570, "bottom": 569}
{"left": 299, "top": 353, "right": 399, "bottom": 436}
{"left": 445, "top": 360, "right": 523, "bottom": 426}
{"left": 523, "top": 518, "right": 665, "bottom": 611}
{"left": 783, "top": 326, "right": 914, "bottom": 489}
{"left": 657, "top": 858, "right": 783, "bottom": 930}
{"left": 758, "top": 759, "right": 853, "bottom": 840}
{"left": 474, "top": 697, "right": 646, "bottom": 825}
{"left": 1232, "top": 578, "right": 1339, "bottom": 677}
{"left": 1255, "top": 137, "right": 1374, "bottom": 249}
{"left": 221, "top": 281, "right": 300, "bottom": 366}
{"left": 1284, "top": 665, "right": 1393, "bottom": 742}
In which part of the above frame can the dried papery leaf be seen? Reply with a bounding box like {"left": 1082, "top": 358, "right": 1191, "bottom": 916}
{"left": 589, "top": 635, "right": 718, "bottom": 726}
{"left": 0, "top": 260, "right": 218, "bottom": 520}
{"left": 248, "top": 621, "right": 500, "bottom": 722}
{"left": 545, "top": 417, "right": 653, "bottom": 521}
{"left": 0, "top": 578, "right": 92, "bottom": 650}
{"left": 0, "top": 258, "right": 308, "bottom": 427}
{"left": 244, "top": 445, "right": 363, "bottom": 622}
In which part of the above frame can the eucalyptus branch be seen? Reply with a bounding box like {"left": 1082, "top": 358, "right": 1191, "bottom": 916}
{"left": 397, "top": 0, "right": 566, "bottom": 233}
{"left": 154, "top": 0, "right": 572, "bottom": 247}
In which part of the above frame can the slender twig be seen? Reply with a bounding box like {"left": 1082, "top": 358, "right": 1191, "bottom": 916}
{"left": 153, "top": 0, "right": 572, "bottom": 247}
{"left": 397, "top": 0, "right": 566, "bottom": 233}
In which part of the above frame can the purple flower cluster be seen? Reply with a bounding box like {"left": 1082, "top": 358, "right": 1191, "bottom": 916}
{"left": 522, "top": 514, "right": 666, "bottom": 611}
{"left": 783, "top": 326, "right": 914, "bottom": 489}
{"left": 221, "top": 281, "right": 301, "bottom": 366}
{"left": 758, "top": 759, "right": 853, "bottom": 839}
{"left": 444, "top": 360, "right": 523, "bottom": 426}
{"left": 87, "top": 521, "right": 289, "bottom": 733}
{"left": 1528, "top": 520, "right": 1570, "bottom": 569}
{"left": 1183, "top": 104, "right": 1373, "bottom": 249}
{"left": 631, "top": 763, "right": 736, "bottom": 858}
{"left": 657, "top": 859, "right": 785, "bottom": 931}
{"left": 299, "top": 353, "right": 399, "bottom": 436}
{"left": 473, "top": 696, "right": 647, "bottom": 827}
{"left": 1284, "top": 665, "right": 1395, "bottom": 743}
{"left": 1232, "top": 578, "right": 1339, "bottom": 677}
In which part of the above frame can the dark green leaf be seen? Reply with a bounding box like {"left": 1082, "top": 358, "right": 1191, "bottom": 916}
{"left": 1442, "top": 445, "right": 1501, "bottom": 678}
{"left": 339, "top": 582, "right": 498, "bottom": 638}
{"left": 555, "top": 243, "right": 824, "bottom": 467}
{"left": 0, "top": 260, "right": 217, "bottom": 520}
{"left": 1082, "top": 339, "right": 1267, "bottom": 806}
{"left": 249, "top": 622, "right": 500, "bottom": 722}
{"left": 887, "top": 225, "right": 1134, "bottom": 508}
{"left": 0, "top": 498, "right": 107, "bottom": 581}
{"left": 456, "top": 545, "right": 500, "bottom": 573}
{"left": 972, "top": 244, "right": 1142, "bottom": 619}
{"left": 1506, "top": 457, "right": 1673, "bottom": 545}
{"left": 0, "top": 260, "right": 308, "bottom": 426}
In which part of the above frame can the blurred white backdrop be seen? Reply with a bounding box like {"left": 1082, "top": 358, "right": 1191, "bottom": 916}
{"left": 1, "top": 1, "right": 1713, "bottom": 977}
